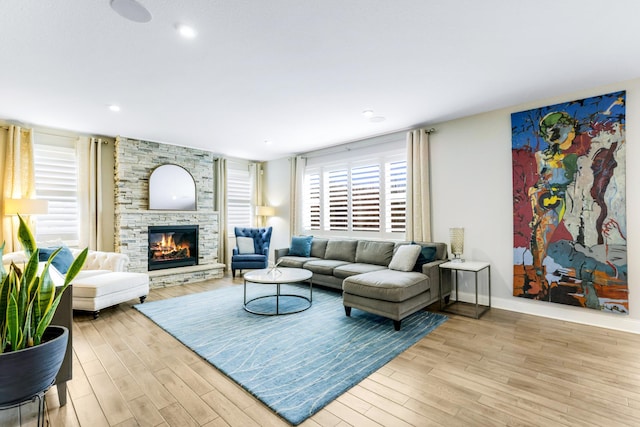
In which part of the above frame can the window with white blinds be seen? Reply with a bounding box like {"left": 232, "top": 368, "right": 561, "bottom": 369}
{"left": 351, "top": 164, "right": 380, "bottom": 231}
{"left": 226, "top": 161, "right": 254, "bottom": 233}
{"left": 305, "top": 173, "right": 321, "bottom": 230}
{"left": 33, "top": 134, "right": 80, "bottom": 246}
{"left": 303, "top": 152, "right": 406, "bottom": 238}
{"left": 326, "top": 168, "right": 349, "bottom": 231}
{"left": 385, "top": 160, "right": 407, "bottom": 233}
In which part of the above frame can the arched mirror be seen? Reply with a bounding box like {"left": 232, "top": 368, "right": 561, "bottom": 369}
{"left": 149, "top": 164, "right": 197, "bottom": 210}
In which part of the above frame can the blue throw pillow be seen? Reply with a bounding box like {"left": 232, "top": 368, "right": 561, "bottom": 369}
{"left": 412, "top": 244, "right": 437, "bottom": 272}
{"left": 289, "top": 235, "right": 313, "bottom": 257}
{"left": 39, "top": 246, "right": 74, "bottom": 275}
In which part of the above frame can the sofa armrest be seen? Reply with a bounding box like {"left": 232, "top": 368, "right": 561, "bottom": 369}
{"left": 274, "top": 247, "right": 290, "bottom": 262}
{"left": 421, "top": 259, "right": 451, "bottom": 300}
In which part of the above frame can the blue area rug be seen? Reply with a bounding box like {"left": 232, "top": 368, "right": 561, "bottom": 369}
{"left": 135, "top": 284, "right": 447, "bottom": 425}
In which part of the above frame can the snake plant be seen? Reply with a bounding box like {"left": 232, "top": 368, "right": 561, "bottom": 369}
{"left": 0, "top": 215, "right": 88, "bottom": 353}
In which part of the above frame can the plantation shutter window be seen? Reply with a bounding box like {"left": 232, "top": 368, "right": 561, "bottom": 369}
{"left": 385, "top": 159, "right": 407, "bottom": 233}
{"left": 301, "top": 143, "right": 406, "bottom": 239}
{"left": 351, "top": 164, "right": 380, "bottom": 231}
{"left": 33, "top": 135, "right": 80, "bottom": 246}
{"left": 226, "top": 161, "right": 254, "bottom": 233}
{"left": 303, "top": 172, "right": 321, "bottom": 230}
{"left": 326, "top": 168, "right": 349, "bottom": 231}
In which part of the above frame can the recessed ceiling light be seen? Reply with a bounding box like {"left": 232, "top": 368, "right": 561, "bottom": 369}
{"left": 176, "top": 24, "right": 197, "bottom": 39}
{"left": 110, "top": 0, "right": 152, "bottom": 23}
{"left": 109, "top": 105, "right": 121, "bottom": 112}
{"left": 369, "top": 116, "right": 386, "bottom": 123}
{"left": 362, "top": 109, "right": 374, "bottom": 118}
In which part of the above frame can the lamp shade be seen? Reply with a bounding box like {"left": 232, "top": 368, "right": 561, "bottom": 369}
{"left": 4, "top": 198, "right": 49, "bottom": 216}
{"left": 255, "top": 206, "right": 275, "bottom": 217}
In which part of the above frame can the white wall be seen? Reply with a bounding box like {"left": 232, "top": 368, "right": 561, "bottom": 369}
{"left": 263, "top": 157, "right": 291, "bottom": 263}
{"left": 266, "top": 77, "right": 640, "bottom": 333}
{"left": 430, "top": 77, "right": 639, "bottom": 333}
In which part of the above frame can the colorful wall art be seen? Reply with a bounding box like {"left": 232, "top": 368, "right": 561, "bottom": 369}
{"left": 511, "top": 91, "right": 627, "bottom": 314}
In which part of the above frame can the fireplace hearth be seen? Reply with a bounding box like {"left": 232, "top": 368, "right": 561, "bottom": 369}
{"left": 148, "top": 225, "right": 199, "bottom": 271}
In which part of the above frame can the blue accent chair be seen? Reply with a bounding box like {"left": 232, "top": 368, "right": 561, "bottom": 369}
{"left": 231, "top": 226, "right": 273, "bottom": 278}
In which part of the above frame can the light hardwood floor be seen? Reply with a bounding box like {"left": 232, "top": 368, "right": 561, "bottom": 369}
{"left": 3, "top": 274, "right": 640, "bottom": 427}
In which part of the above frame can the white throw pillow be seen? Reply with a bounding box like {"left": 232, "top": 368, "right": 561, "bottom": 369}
{"left": 237, "top": 236, "right": 256, "bottom": 254}
{"left": 388, "top": 244, "right": 422, "bottom": 272}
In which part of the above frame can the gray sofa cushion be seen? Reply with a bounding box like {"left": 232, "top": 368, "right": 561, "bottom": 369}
{"left": 333, "top": 263, "right": 388, "bottom": 279}
{"left": 355, "top": 241, "right": 395, "bottom": 266}
{"left": 324, "top": 240, "right": 357, "bottom": 263}
{"left": 278, "top": 256, "right": 320, "bottom": 268}
{"left": 303, "top": 259, "right": 350, "bottom": 275}
{"left": 343, "top": 269, "right": 430, "bottom": 302}
{"left": 310, "top": 238, "right": 329, "bottom": 258}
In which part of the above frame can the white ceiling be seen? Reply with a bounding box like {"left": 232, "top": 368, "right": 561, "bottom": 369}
{"left": 2, "top": 0, "right": 639, "bottom": 161}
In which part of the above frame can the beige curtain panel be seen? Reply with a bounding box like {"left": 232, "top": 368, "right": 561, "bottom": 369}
{"left": 2, "top": 125, "right": 36, "bottom": 252}
{"left": 405, "top": 128, "right": 432, "bottom": 242}
{"left": 78, "top": 137, "right": 110, "bottom": 251}
{"left": 215, "top": 157, "right": 228, "bottom": 269}
{"left": 289, "top": 155, "right": 305, "bottom": 238}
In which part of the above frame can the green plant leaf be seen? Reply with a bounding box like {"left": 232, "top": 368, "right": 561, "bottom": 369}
{"left": 0, "top": 270, "right": 10, "bottom": 332}
{"left": 18, "top": 250, "right": 41, "bottom": 337}
{"left": 36, "top": 249, "right": 60, "bottom": 323}
{"left": 6, "top": 292, "right": 21, "bottom": 352}
{"left": 34, "top": 282, "right": 69, "bottom": 343}
{"left": 24, "top": 299, "right": 34, "bottom": 347}
{"left": 0, "top": 241, "right": 6, "bottom": 280}
{"left": 24, "top": 249, "right": 40, "bottom": 300}
{"left": 63, "top": 248, "right": 88, "bottom": 286}
{"left": 17, "top": 214, "right": 37, "bottom": 258}
{"left": 0, "top": 271, "right": 16, "bottom": 353}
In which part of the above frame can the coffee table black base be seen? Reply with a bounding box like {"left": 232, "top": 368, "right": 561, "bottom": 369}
{"left": 244, "top": 293, "right": 312, "bottom": 315}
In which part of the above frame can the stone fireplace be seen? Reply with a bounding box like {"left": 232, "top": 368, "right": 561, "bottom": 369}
{"left": 114, "top": 137, "right": 224, "bottom": 288}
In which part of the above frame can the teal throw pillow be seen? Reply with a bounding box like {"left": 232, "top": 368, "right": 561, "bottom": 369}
{"left": 39, "top": 246, "right": 75, "bottom": 274}
{"left": 412, "top": 244, "right": 437, "bottom": 272}
{"left": 289, "top": 235, "right": 313, "bottom": 257}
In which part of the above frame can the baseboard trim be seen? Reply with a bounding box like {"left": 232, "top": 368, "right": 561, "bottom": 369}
{"left": 490, "top": 295, "right": 640, "bottom": 334}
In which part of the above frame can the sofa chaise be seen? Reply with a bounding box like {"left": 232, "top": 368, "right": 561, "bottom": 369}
{"left": 3, "top": 248, "right": 149, "bottom": 318}
{"left": 275, "top": 238, "right": 451, "bottom": 330}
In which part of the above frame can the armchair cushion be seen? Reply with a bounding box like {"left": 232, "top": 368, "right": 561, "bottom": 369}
{"left": 237, "top": 236, "right": 256, "bottom": 254}
{"left": 232, "top": 254, "right": 266, "bottom": 263}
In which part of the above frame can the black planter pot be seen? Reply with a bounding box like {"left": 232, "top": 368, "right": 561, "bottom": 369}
{"left": 0, "top": 325, "right": 69, "bottom": 406}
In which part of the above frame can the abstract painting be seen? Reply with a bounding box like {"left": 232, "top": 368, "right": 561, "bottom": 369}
{"left": 511, "top": 91, "right": 627, "bottom": 313}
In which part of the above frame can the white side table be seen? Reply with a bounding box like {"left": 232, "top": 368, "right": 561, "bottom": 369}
{"left": 439, "top": 261, "right": 491, "bottom": 318}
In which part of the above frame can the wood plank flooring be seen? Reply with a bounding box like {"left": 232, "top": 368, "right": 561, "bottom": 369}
{"left": 3, "top": 274, "right": 640, "bottom": 426}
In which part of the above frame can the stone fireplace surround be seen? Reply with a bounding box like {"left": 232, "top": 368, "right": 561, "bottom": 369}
{"left": 114, "top": 137, "right": 224, "bottom": 288}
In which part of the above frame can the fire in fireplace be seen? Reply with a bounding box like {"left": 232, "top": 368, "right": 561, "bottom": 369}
{"left": 148, "top": 225, "right": 199, "bottom": 271}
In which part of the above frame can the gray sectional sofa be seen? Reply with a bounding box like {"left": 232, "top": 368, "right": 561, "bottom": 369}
{"left": 275, "top": 238, "right": 451, "bottom": 330}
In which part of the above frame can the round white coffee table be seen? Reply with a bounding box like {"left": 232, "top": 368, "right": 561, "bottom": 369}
{"left": 243, "top": 267, "right": 313, "bottom": 315}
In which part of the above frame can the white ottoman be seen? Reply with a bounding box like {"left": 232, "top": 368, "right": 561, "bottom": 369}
{"left": 72, "top": 272, "right": 150, "bottom": 318}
